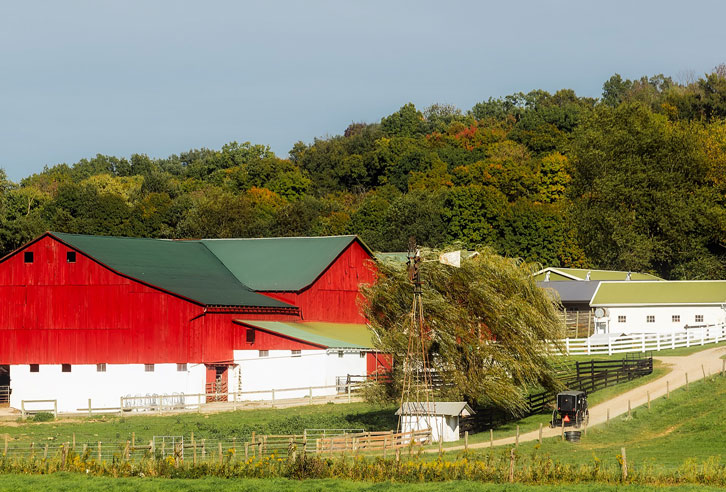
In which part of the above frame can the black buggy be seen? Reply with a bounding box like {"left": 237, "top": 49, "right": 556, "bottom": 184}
{"left": 550, "top": 390, "right": 589, "bottom": 428}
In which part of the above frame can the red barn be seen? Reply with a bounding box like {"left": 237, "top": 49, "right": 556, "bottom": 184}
{"left": 0, "top": 232, "right": 380, "bottom": 412}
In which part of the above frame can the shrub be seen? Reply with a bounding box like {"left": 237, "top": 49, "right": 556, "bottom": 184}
{"left": 31, "top": 412, "right": 55, "bottom": 422}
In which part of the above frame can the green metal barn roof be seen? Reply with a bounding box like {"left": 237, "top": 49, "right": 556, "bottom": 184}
{"left": 50, "top": 232, "right": 296, "bottom": 309}
{"left": 591, "top": 281, "right": 726, "bottom": 306}
{"left": 534, "top": 267, "right": 662, "bottom": 282}
{"left": 201, "top": 236, "right": 370, "bottom": 291}
{"left": 235, "top": 320, "right": 373, "bottom": 349}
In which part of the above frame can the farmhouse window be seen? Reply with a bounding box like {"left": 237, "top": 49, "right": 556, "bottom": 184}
{"left": 618, "top": 316, "right": 626, "bottom": 323}
{"left": 246, "top": 328, "right": 255, "bottom": 344}
{"left": 96, "top": 363, "right": 106, "bottom": 372}
{"left": 672, "top": 315, "right": 680, "bottom": 323}
{"left": 291, "top": 350, "right": 301, "bottom": 357}
{"left": 29, "top": 364, "right": 39, "bottom": 373}
{"left": 66, "top": 251, "right": 76, "bottom": 263}
{"left": 695, "top": 314, "right": 704, "bottom": 323}
{"left": 646, "top": 315, "right": 655, "bottom": 323}
{"left": 24, "top": 252, "right": 33, "bottom": 263}
{"left": 259, "top": 350, "right": 269, "bottom": 358}
{"left": 144, "top": 364, "right": 154, "bottom": 372}
{"left": 177, "top": 363, "right": 187, "bottom": 372}
{"left": 61, "top": 364, "right": 71, "bottom": 373}
{"left": 338, "top": 351, "right": 344, "bottom": 358}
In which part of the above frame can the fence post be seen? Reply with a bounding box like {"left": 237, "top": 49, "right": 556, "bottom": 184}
{"left": 88, "top": 398, "right": 92, "bottom": 418}
{"left": 97, "top": 441, "right": 102, "bottom": 462}
{"left": 21, "top": 401, "right": 25, "bottom": 420}
{"left": 621, "top": 447, "right": 628, "bottom": 481}
{"left": 686, "top": 331, "right": 690, "bottom": 348}
{"left": 464, "top": 431, "right": 468, "bottom": 452}
{"left": 588, "top": 337, "right": 592, "bottom": 355}
{"left": 538, "top": 423, "right": 542, "bottom": 444}
{"left": 347, "top": 383, "right": 352, "bottom": 403}
{"left": 271, "top": 389, "right": 275, "bottom": 407}
{"left": 656, "top": 333, "right": 660, "bottom": 351}
{"left": 3, "top": 435, "right": 6, "bottom": 456}
{"left": 561, "top": 420, "right": 565, "bottom": 441}
{"left": 515, "top": 425, "right": 519, "bottom": 448}
{"left": 647, "top": 391, "right": 650, "bottom": 409}
{"left": 309, "top": 387, "right": 313, "bottom": 405}
{"left": 722, "top": 359, "right": 725, "bottom": 377}
{"left": 119, "top": 397, "right": 123, "bottom": 416}
{"left": 607, "top": 338, "right": 612, "bottom": 356}
{"left": 566, "top": 338, "right": 570, "bottom": 355}
{"left": 702, "top": 364, "right": 707, "bottom": 380}
{"left": 672, "top": 329, "right": 676, "bottom": 349}
{"left": 641, "top": 333, "right": 645, "bottom": 353}
{"left": 509, "top": 448, "right": 515, "bottom": 483}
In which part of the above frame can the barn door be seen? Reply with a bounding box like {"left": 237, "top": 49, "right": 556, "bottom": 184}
{"left": 0, "top": 365, "right": 9, "bottom": 406}
{"left": 205, "top": 365, "right": 228, "bottom": 402}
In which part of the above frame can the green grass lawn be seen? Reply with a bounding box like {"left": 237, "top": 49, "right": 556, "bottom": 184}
{"left": 0, "top": 475, "right": 721, "bottom": 492}
{"left": 460, "top": 373, "right": 726, "bottom": 469}
{"left": 0, "top": 402, "right": 397, "bottom": 445}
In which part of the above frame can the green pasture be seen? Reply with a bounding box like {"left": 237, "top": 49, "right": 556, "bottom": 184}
{"left": 0, "top": 475, "right": 722, "bottom": 492}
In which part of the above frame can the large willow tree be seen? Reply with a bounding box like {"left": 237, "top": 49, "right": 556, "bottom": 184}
{"left": 361, "top": 247, "right": 565, "bottom": 415}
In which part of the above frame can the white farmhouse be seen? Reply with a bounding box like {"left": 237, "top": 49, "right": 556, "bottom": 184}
{"left": 591, "top": 280, "right": 726, "bottom": 335}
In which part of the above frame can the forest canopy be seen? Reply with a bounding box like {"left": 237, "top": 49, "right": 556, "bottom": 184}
{"left": 2, "top": 66, "right": 726, "bottom": 280}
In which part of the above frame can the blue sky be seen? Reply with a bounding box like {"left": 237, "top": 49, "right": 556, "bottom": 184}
{"left": 1, "top": 0, "right": 725, "bottom": 181}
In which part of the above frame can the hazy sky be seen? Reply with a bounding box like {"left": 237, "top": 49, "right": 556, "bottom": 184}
{"left": 1, "top": 1, "right": 725, "bottom": 181}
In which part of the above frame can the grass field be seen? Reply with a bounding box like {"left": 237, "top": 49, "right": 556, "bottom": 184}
{"left": 0, "top": 475, "right": 723, "bottom": 492}
{"left": 0, "top": 402, "right": 397, "bottom": 445}
{"left": 462, "top": 373, "right": 726, "bottom": 468}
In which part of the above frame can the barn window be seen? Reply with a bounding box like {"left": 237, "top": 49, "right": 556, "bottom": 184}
{"left": 144, "top": 364, "right": 154, "bottom": 372}
{"left": 246, "top": 329, "right": 255, "bottom": 344}
{"left": 338, "top": 351, "right": 344, "bottom": 358}
{"left": 259, "top": 350, "right": 269, "bottom": 358}
{"left": 646, "top": 315, "right": 655, "bottom": 323}
{"left": 695, "top": 314, "right": 704, "bottom": 323}
{"left": 61, "top": 364, "right": 71, "bottom": 373}
{"left": 672, "top": 315, "right": 680, "bottom": 323}
{"left": 66, "top": 251, "right": 76, "bottom": 263}
{"left": 617, "top": 316, "right": 626, "bottom": 323}
{"left": 177, "top": 363, "right": 187, "bottom": 372}
{"left": 24, "top": 252, "right": 33, "bottom": 263}
{"left": 291, "top": 350, "right": 301, "bottom": 357}
{"left": 29, "top": 364, "right": 39, "bottom": 373}
{"left": 96, "top": 363, "right": 106, "bottom": 372}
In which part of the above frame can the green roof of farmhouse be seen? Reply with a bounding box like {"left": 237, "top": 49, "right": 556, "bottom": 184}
{"left": 591, "top": 281, "right": 726, "bottom": 306}
{"left": 534, "top": 267, "right": 662, "bottom": 282}
{"left": 41, "top": 232, "right": 370, "bottom": 308}
{"left": 235, "top": 320, "right": 373, "bottom": 349}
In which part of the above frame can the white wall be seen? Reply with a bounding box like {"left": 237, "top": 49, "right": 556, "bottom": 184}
{"left": 9, "top": 363, "right": 206, "bottom": 413}
{"left": 401, "top": 415, "right": 460, "bottom": 442}
{"left": 595, "top": 305, "right": 726, "bottom": 335}
{"left": 231, "top": 349, "right": 368, "bottom": 400}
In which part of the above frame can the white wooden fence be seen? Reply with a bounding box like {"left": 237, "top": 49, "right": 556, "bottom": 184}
{"left": 555, "top": 324, "right": 726, "bottom": 355}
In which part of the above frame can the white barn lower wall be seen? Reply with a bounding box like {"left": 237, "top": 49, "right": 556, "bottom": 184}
{"left": 594, "top": 305, "right": 726, "bottom": 335}
{"left": 231, "top": 349, "right": 367, "bottom": 400}
{"left": 9, "top": 363, "right": 206, "bottom": 413}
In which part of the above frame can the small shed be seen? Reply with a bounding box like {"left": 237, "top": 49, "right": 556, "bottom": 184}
{"left": 396, "top": 402, "right": 475, "bottom": 442}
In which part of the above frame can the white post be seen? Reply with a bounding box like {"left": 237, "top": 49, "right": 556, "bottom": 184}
{"left": 672, "top": 329, "right": 676, "bottom": 349}
{"left": 607, "top": 337, "right": 612, "bottom": 356}
{"left": 656, "top": 333, "right": 660, "bottom": 351}
{"left": 701, "top": 328, "right": 705, "bottom": 346}
{"left": 587, "top": 338, "right": 591, "bottom": 355}
{"left": 686, "top": 331, "right": 690, "bottom": 348}
{"left": 565, "top": 338, "right": 570, "bottom": 355}
{"left": 641, "top": 333, "right": 646, "bottom": 353}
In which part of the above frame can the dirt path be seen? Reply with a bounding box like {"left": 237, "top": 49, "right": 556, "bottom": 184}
{"left": 443, "top": 345, "right": 726, "bottom": 452}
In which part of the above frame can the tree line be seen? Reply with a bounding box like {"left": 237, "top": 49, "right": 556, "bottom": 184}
{"left": 2, "top": 66, "right": 726, "bottom": 279}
